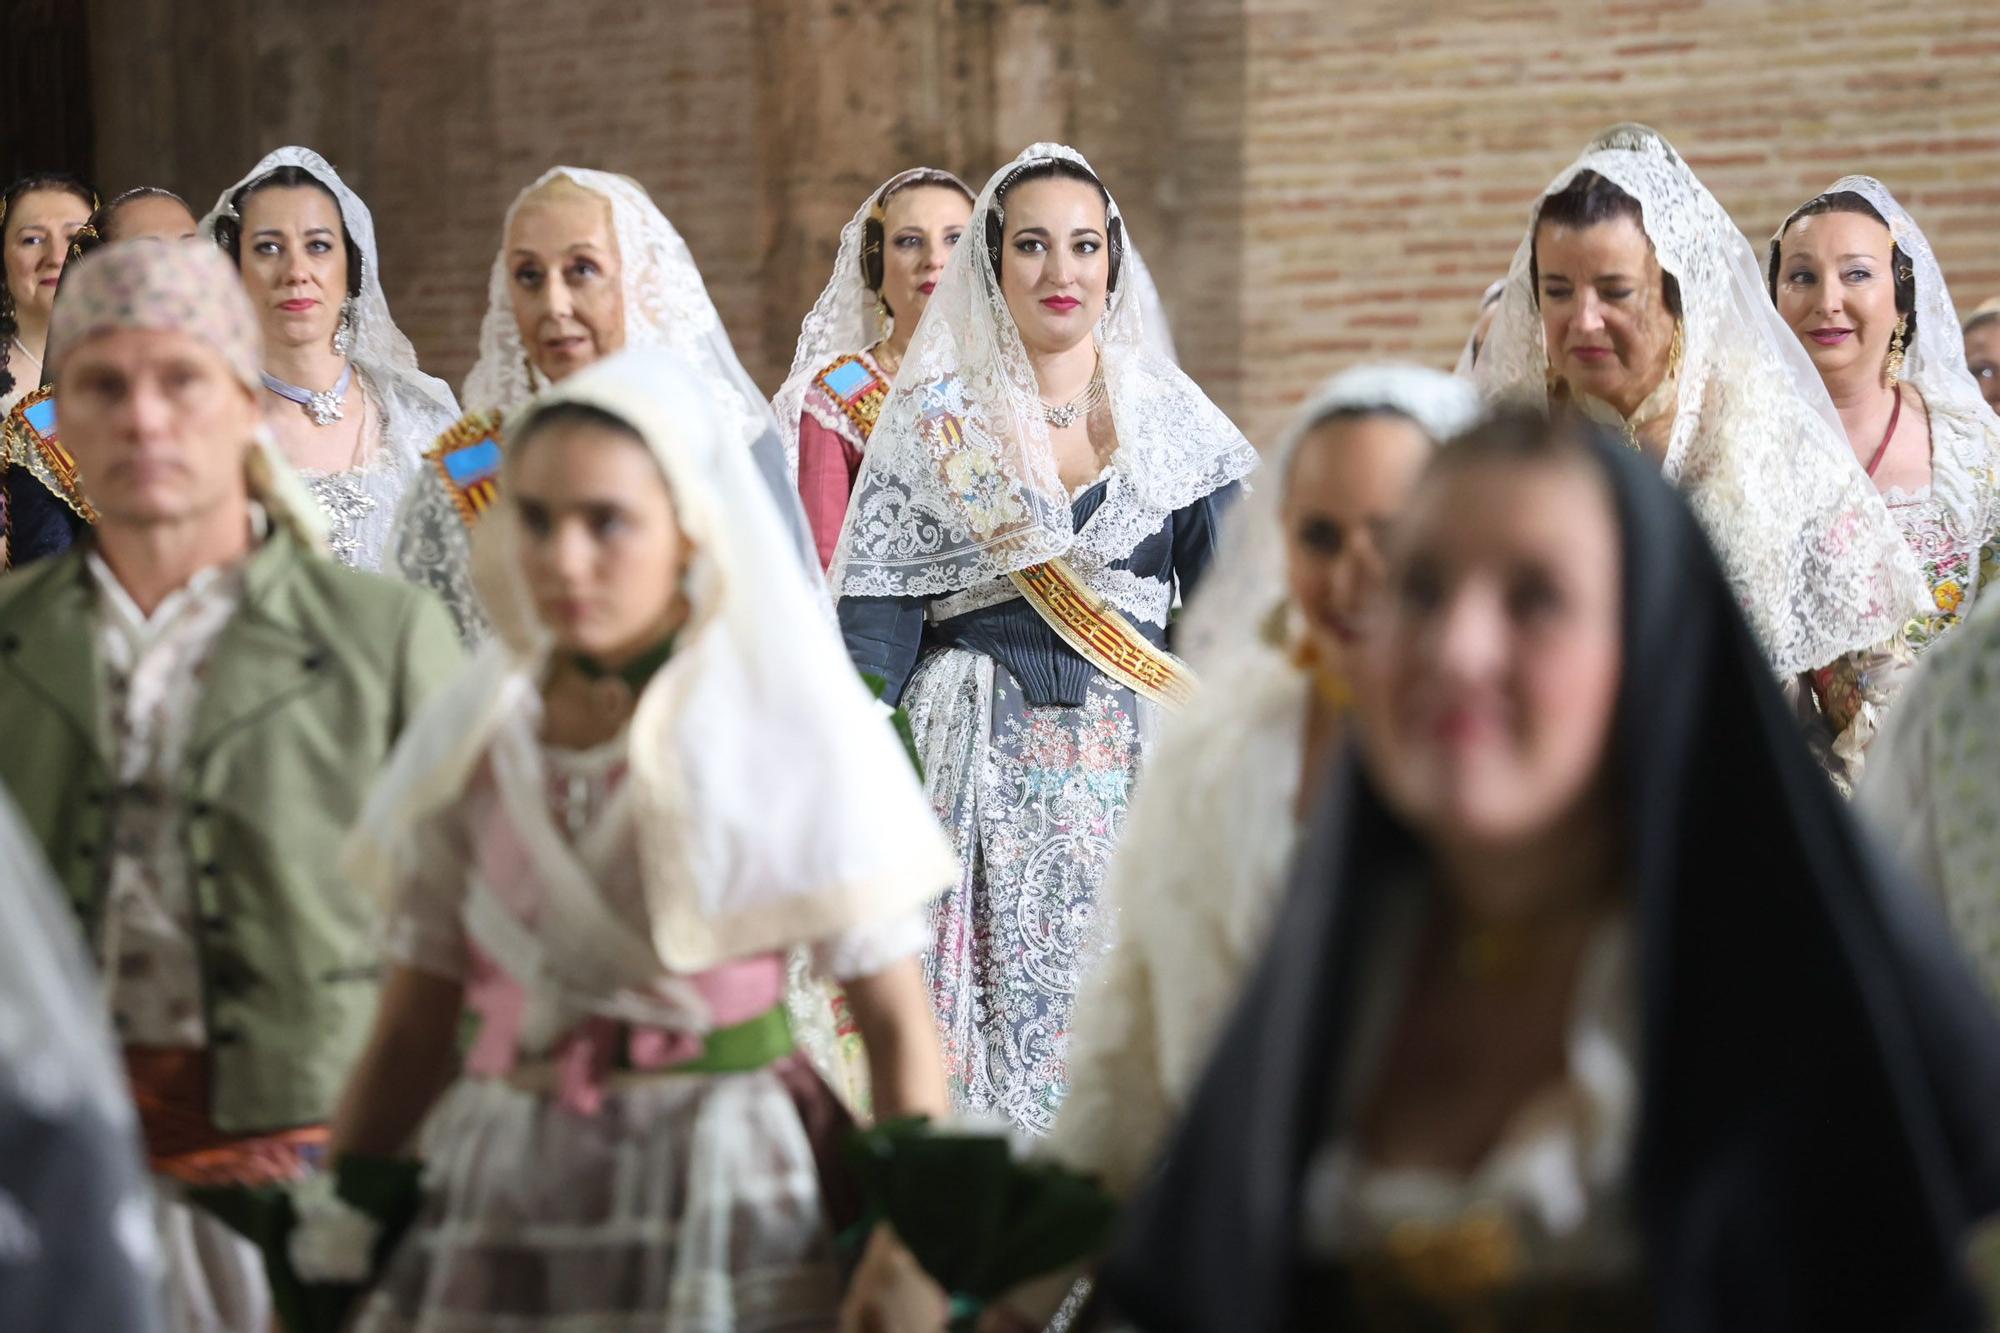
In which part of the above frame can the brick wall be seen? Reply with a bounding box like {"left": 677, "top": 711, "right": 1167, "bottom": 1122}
{"left": 1236, "top": 0, "right": 2000, "bottom": 440}
{"left": 80, "top": 0, "right": 2000, "bottom": 448}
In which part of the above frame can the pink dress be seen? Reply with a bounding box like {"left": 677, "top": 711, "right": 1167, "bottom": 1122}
{"left": 353, "top": 725, "right": 911, "bottom": 1332}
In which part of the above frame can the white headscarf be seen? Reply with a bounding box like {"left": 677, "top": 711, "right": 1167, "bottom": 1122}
{"left": 347, "top": 347, "right": 954, "bottom": 974}
{"left": 1176, "top": 364, "right": 1481, "bottom": 673}
{"left": 1472, "top": 124, "right": 1925, "bottom": 676}
{"left": 198, "top": 146, "right": 459, "bottom": 424}
{"left": 828, "top": 143, "right": 1256, "bottom": 602}
{"left": 460, "top": 168, "right": 777, "bottom": 463}
{"left": 771, "top": 167, "right": 973, "bottom": 476}
{"left": 1773, "top": 176, "right": 2000, "bottom": 540}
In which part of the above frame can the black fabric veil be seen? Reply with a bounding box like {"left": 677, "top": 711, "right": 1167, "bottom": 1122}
{"left": 1102, "top": 427, "right": 2000, "bottom": 1331}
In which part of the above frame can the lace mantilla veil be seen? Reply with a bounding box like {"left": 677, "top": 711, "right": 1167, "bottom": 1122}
{"left": 1176, "top": 364, "right": 1482, "bottom": 674}
{"left": 771, "top": 168, "right": 970, "bottom": 477}
{"left": 461, "top": 167, "right": 778, "bottom": 461}
{"left": 199, "top": 146, "right": 460, "bottom": 426}
{"left": 1774, "top": 175, "right": 2000, "bottom": 540}
{"left": 1472, "top": 124, "right": 1926, "bottom": 676}
{"left": 828, "top": 142, "right": 1255, "bottom": 602}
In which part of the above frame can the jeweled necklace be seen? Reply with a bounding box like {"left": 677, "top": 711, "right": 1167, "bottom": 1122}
{"left": 1040, "top": 364, "right": 1106, "bottom": 429}
{"left": 262, "top": 363, "right": 352, "bottom": 427}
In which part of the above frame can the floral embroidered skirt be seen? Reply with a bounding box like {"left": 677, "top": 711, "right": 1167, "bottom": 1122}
{"left": 352, "top": 1054, "right": 849, "bottom": 1332}
{"left": 902, "top": 648, "right": 1151, "bottom": 1137}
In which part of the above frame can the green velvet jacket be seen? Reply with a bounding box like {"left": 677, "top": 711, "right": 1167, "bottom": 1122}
{"left": 0, "top": 528, "right": 462, "bottom": 1133}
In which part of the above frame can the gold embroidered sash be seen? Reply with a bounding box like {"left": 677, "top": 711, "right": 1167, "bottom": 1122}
{"left": 1008, "top": 557, "right": 1198, "bottom": 711}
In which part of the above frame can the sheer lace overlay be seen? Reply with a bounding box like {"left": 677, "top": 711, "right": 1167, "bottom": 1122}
{"left": 1472, "top": 126, "right": 1926, "bottom": 676}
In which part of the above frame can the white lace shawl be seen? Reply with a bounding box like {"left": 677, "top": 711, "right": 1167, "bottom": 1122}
{"left": 460, "top": 167, "right": 776, "bottom": 459}
{"left": 771, "top": 168, "right": 970, "bottom": 477}
{"left": 1472, "top": 124, "right": 1926, "bottom": 676}
{"left": 198, "top": 147, "right": 461, "bottom": 571}
{"left": 828, "top": 143, "right": 1256, "bottom": 601}
{"left": 349, "top": 348, "right": 956, "bottom": 976}
{"left": 397, "top": 166, "right": 797, "bottom": 640}
{"left": 1774, "top": 175, "right": 2000, "bottom": 544}
{"left": 1176, "top": 364, "right": 1482, "bottom": 674}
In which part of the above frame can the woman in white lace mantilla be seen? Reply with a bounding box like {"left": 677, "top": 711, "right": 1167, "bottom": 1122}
{"left": 391, "top": 167, "right": 809, "bottom": 645}
{"left": 330, "top": 347, "right": 953, "bottom": 1332}
{"left": 202, "top": 147, "right": 460, "bottom": 572}
{"left": 1470, "top": 124, "right": 1925, "bottom": 685}
{"left": 1769, "top": 176, "right": 2000, "bottom": 787}
{"left": 775, "top": 167, "right": 974, "bottom": 569}
{"left": 832, "top": 143, "right": 1258, "bottom": 1136}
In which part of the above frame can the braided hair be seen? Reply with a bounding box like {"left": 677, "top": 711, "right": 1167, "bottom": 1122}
{"left": 0, "top": 171, "right": 97, "bottom": 400}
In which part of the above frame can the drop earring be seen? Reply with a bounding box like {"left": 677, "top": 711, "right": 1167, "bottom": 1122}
{"left": 1884, "top": 315, "right": 1908, "bottom": 389}
{"left": 331, "top": 297, "right": 357, "bottom": 356}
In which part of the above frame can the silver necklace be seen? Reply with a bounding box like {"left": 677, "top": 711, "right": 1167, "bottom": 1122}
{"left": 1041, "top": 369, "right": 1106, "bottom": 429}
{"left": 262, "top": 363, "right": 353, "bottom": 427}
{"left": 10, "top": 335, "right": 42, "bottom": 374}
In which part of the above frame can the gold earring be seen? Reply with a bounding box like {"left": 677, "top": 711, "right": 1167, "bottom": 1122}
{"left": 1885, "top": 315, "right": 1908, "bottom": 389}
{"left": 1668, "top": 320, "right": 1684, "bottom": 380}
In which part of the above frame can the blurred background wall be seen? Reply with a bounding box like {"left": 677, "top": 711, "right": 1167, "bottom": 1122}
{"left": 6, "top": 0, "right": 1996, "bottom": 444}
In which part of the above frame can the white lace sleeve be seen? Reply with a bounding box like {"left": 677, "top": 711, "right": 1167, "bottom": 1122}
{"left": 392, "top": 466, "right": 490, "bottom": 646}
{"left": 809, "top": 910, "right": 927, "bottom": 982}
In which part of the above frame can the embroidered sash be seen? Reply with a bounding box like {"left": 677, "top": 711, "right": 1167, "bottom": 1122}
{"left": 425, "top": 409, "right": 506, "bottom": 528}
{"left": 814, "top": 353, "right": 891, "bottom": 441}
{"left": 5, "top": 387, "right": 98, "bottom": 523}
{"left": 1008, "top": 557, "right": 1199, "bottom": 711}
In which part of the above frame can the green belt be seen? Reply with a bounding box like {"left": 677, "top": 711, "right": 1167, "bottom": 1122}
{"left": 653, "top": 1003, "right": 795, "bottom": 1075}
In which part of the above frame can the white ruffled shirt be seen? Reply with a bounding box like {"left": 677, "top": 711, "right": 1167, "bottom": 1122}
{"left": 88, "top": 537, "right": 257, "bottom": 1047}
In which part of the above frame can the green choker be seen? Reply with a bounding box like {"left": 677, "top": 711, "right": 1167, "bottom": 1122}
{"left": 566, "top": 637, "right": 675, "bottom": 696}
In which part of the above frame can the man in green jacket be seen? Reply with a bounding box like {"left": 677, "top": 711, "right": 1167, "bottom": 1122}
{"left": 0, "top": 238, "right": 461, "bottom": 1330}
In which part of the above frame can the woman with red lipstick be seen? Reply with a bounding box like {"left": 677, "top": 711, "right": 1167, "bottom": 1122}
{"left": 203, "top": 147, "right": 461, "bottom": 572}
{"left": 777, "top": 168, "right": 974, "bottom": 570}
{"left": 0, "top": 171, "right": 94, "bottom": 416}
{"left": 1768, "top": 178, "right": 2000, "bottom": 786}
{"left": 1105, "top": 410, "right": 2000, "bottom": 1332}
{"left": 830, "top": 143, "right": 1258, "bottom": 1137}
{"left": 392, "top": 167, "right": 810, "bottom": 647}
{"left": 1472, "top": 126, "right": 1923, "bottom": 705}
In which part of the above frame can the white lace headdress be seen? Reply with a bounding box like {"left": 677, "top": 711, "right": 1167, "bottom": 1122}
{"left": 771, "top": 167, "right": 973, "bottom": 476}
{"left": 1176, "top": 364, "right": 1481, "bottom": 673}
{"left": 459, "top": 167, "right": 777, "bottom": 462}
{"left": 347, "top": 347, "right": 955, "bottom": 975}
{"left": 1773, "top": 176, "right": 2000, "bottom": 538}
{"left": 828, "top": 142, "right": 1256, "bottom": 601}
{"left": 198, "top": 146, "right": 459, "bottom": 424}
{"left": 1472, "top": 124, "right": 1925, "bottom": 675}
